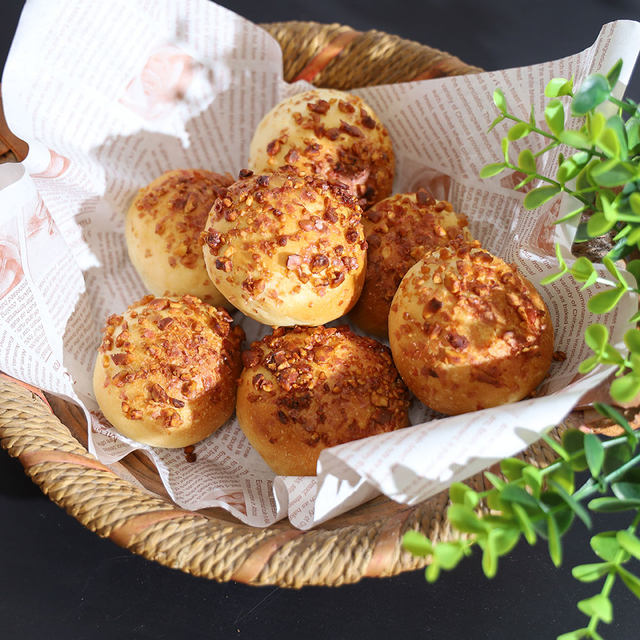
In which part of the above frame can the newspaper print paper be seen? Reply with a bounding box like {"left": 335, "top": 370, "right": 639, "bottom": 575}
{"left": 1, "top": 0, "right": 639, "bottom": 528}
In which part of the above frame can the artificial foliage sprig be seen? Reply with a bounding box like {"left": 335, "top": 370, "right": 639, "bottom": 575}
{"left": 404, "top": 60, "right": 640, "bottom": 640}
{"left": 404, "top": 412, "right": 640, "bottom": 639}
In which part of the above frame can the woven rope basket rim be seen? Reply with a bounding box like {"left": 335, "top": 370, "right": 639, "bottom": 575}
{"left": 1, "top": 20, "right": 571, "bottom": 588}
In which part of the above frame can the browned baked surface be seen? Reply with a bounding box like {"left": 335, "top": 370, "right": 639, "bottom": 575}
{"left": 248, "top": 88, "right": 394, "bottom": 208}
{"left": 236, "top": 325, "right": 410, "bottom": 476}
{"left": 350, "top": 191, "right": 472, "bottom": 337}
{"left": 201, "top": 168, "right": 366, "bottom": 326}
{"left": 92, "top": 294, "right": 244, "bottom": 448}
{"left": 125, "top": 169, "right": 234, "bottom": 307}
{"left": 388, "top": 242, "right": 554, "bottom": 414}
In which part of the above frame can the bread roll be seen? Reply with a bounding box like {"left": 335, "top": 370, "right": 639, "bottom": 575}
{"left": 248, "top": 89, "right": 394, "bottom": 208}
{"left": 236, "top": 325, "right": 410, "bottom": 476}
{"left": 201, "top": 168, "right": 366, "bottom": 326}
{"left": 93, "top": 294, "right": 244, "bottom": 448}
{"left": 125, "top": 169, "right": 233, "bottom": 308}
{"left": 351, "top": 191, "right": 472, "bottom": 337}
{"left": 388, "top": 242, "right": 554, "bottom": 414}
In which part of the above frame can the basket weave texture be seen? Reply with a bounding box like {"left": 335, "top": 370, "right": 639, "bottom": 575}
{"left": 1, "top": 21, "right": 556, "bottom": 588}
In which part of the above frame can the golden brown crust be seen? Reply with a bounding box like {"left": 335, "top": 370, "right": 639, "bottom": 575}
{"left": 388, "top": 242, "right": 554, "bottom": 414}
{"left": 236, "top": 326, "right": 410, "bottom": 476}
{"left": 350, "top": 191, "right": 472, "bottom": 337}
{"left": 248, "top": 89, "right": 394, "bottom": 208}
{"left": 125, "top": 169, "right": 234, "bottom": 308}
{"left": 201, "top": 168, "right": 367, "bottom": 326}
{"left": 92, "top": 294, "right": 244, "bottom": 448}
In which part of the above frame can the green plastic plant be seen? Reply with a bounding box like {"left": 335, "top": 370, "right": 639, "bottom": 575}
{"left": 403, "top": 61, "right": 640, "bottom": 639}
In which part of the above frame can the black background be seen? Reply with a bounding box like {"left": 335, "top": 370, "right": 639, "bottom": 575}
{"left": 1, "top": 1, "right": 640, "bottom": 639}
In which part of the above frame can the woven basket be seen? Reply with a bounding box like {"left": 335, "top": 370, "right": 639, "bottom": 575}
{"left": 0, "top": 20, "right": 571, "bottom": 588}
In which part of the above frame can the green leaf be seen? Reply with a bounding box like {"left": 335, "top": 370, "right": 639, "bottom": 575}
{"left": 611, "top": 482, "right": 640, "bottom": 501}
{"left": 584, "top": 433, "right": 605, "bottom": 478}
{"left": 523, "top": 466, "right": 543, "bottom": 497}
{"left": 402, "top": 530, "right": 433, "bottom": 556}
{"left": 481, "top": 530, "right": 498, "bottom": 578}
{"left": 617, "top": 566, "right": 640, "bottom": 598}
{"left": 425, "top": 561, "right": 440, "bottom": 582}
{"left": 557, "top": 630, "right": 590, "bottom": 640}
{"left": 492, "top": 527, "right": 520, "bottom": 556}
{"left": 540, "top": 491, "right": 575, "bottom": 535}
{"left": 625, "top": 329, "right": 640, "bottom": 355}
{"left": 547, "top": 463, "right": 575, "bottom": 494}
{"left": 547, "top": 514, "right": 562, "bottom": 566}
{"left": 572, "top": 562, "right": 611, "bottom": 583}
{"left": 523, "top": 185, "right": 561, "bottom": 209}
{"left": 508, "top": 122, "right": 529, "bottom": 141}
{"left": 610, "top": 373, "right": 640, "bottom": 404}
{"left": 572, "top": 74, "right": 611, "bottom": 116}
{"left": 562, "top": 429, "right": 588, "bottom": 471}
{"left": 570, "top": 257, "right": 596, "bottom": 283}
{"left": 590, "top": 531, "right": 623, "bottom": 562}
{"left": 591, "top": 159, "right": 635, "bottom": 186}
{"left": 480, "top": 162, "right": 507, "bottom": 178}
{"left": 450, "top": 482, "right": 475, "bottom": 505}
{"left": 546, "top": 77, "right": 574, "bottom": 98}
{"left": 630, "top": 192, "right": 640, "bottom": 215}
{"left": 606, "top": 59, "right": 623, "bottom": 89}
{"left": 500, "top": 457, "right": 528, "bottom": 481}
{"left": 617, "top": 530, "right": 640, "bottom": 560}
{"left": 433, "top": 542, "right": 464, "bottom": 570}
{"left": 501, "top": 137, "right": 509, "bottom": 163}
{"left": 626, "top": 261, "right": 640, "bottom": 289}
{"left": 578, "top": 355, "right": 600, "bottom": 374}
{"left": 518, "top": 149, "right": 536, "bottom": 174}
{"left": 626, "top": 117, "right": 640, "bottom": 152}
{"left": 588, "top": 497, "right": 640, "bottom": 512}
{"left": 602, "top": 441, "right": 633, "bottom": 476}
{"left": 484, "top": 471, "right": 506, "bottom": 490}
{"left": 587, "top": 111, "right": 607, "bottom": 141}
{"left": 587, "top": 287, "right": 627, "bottom": 314}
{"left": 545, "top": 99, "right": 565, "bottom": 135}
{"left": 512, "top": 503, "right": 537, "bottom": 545}
{"left": 586, "top": 211, "right": 616, "bottom": 236}
{"left": 493, "top": 88, "right": 507, "bottom": 113}
{"left": 547, "top": 479, "right": 592, "bottom": 528}
{"left": 541, "top": 433, "right": 570, "bottom": 461}
{"left": 447, "top": 504, "right": 487, "bottom": 534}
{"left": 560, "top": 129, "right": 591, "bottom": 148}
{"left": 577, "top": 593, "right": 613, "bottom": 623}
{"left": 593, "top": 402, "right": 637, "bottom": 446}
{"left": 603, "top": 256, "right": 628, "bottom": 288}
{"left": 500, "top": 484, "right": 540, "bottom": 511}
{"left": 607, "top": 114, "right": 629, "bottom": 159}
{"left": 584, "top": 324, "right": 609, "bottom": 352}
{"left": 597, "top": 128, "right": 621, "bottom": 159}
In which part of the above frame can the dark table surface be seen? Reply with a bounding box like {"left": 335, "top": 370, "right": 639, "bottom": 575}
{"left": 2, "top": 1, "right": 640, "bottom": 639}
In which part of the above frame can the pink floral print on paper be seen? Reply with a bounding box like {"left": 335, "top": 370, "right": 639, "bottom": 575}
{"left": 31, "top": 149, "right": 70, "bottom": 179}
{"left": 0, "top": 236, "right": 23, "bottom": 299}
{"left": 120, "top": 45, "right": 194, "bottom": 120}
{"left": 26, "top": 198, "right": 55, "bottom": 238}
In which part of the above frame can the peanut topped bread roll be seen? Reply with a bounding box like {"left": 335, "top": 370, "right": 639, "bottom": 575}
{"left": 93, "top": 294, "right": 244, "bottom": 448}
{"left": 248, "top": 88, "right": 394, "bottom": 208}
{"left": 237, "top": 325, "right": 410, "bottom": 476}
{"left": 125, "top": 169, "right": 234, "bottom": 308}
{"left": 350, "top": 190, "right": 473, "bottom": 337}
{"left": 388, "top": 242, "right": 554, "bottom": 415}
{"left": 201, "top": 168, "right": 367, "bottom": 326}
